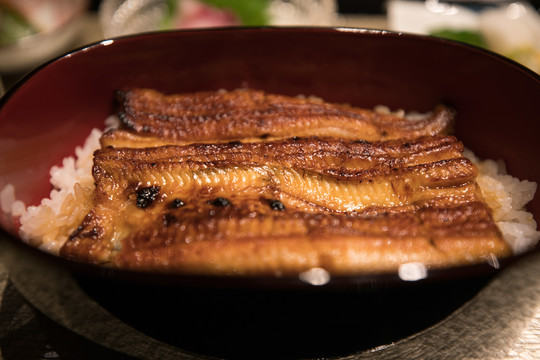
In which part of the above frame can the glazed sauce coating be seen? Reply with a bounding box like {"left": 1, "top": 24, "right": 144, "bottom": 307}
{"left": 60, "top": 89, "right": 510, "bottom": 275}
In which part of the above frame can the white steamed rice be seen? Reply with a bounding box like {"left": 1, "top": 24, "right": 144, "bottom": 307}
{"left": 0, "top": 115, "right": 119, "bottom": 253}
{"left": 464, "top": 149, "right": 540, "bottom": 254}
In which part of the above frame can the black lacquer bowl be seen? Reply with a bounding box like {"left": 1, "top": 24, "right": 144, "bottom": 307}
{"left": 0, "top": 28, "right": 539, "bottom": 359}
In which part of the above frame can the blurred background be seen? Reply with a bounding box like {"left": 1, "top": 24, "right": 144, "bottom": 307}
{"left": 1, "top": 0, "right": 539, "bottom": 92}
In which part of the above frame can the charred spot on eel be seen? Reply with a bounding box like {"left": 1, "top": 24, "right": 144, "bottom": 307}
{"left": 136, "top": 186, "right": 161, "bottom": 208}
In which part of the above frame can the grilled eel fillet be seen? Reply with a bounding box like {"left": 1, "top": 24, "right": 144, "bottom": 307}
{"left": 60, "top": 135, "right": 511, "bottom": 275}
{"left": 100, "top": 88, "right": 455, "bottom": 148}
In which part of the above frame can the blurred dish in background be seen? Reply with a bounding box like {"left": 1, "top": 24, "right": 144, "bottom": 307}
{"left": 99, "top": 0, "right": 337, "bottom": 37}
{"left": 387, "top": 0, "right": 540, "bottom": 72}
{"left": 0, "top": 0, "right": 89, "bottom": 73}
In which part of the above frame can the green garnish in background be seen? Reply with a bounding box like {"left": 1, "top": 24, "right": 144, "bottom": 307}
{"left": 202, "top": 0, "right": 269, "bottom": 25}
{"left": 0, "top": 4, "right": 38, "bottom": 46}
{"left": 162, "top": 0, "right": 270, "bottom": 28}
{"left": 430, "top": 29, "right": 488, "bottom": 48}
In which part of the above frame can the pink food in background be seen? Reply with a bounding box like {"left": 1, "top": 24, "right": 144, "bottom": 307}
{"left": 174, "top": 0, "right": 240, "bottom": 29}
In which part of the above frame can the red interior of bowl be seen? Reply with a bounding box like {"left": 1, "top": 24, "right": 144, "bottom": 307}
{"left": 1, "top": 27, "right": 539, "bottom": 240}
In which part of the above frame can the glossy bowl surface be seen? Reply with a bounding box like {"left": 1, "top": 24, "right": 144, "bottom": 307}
{"left": 0, "top": 27, "right": 539, "bottom": 290}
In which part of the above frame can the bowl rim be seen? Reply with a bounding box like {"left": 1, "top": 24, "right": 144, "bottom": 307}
{"left": 2, "top": 26, "right": 539, "bottom": 103}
